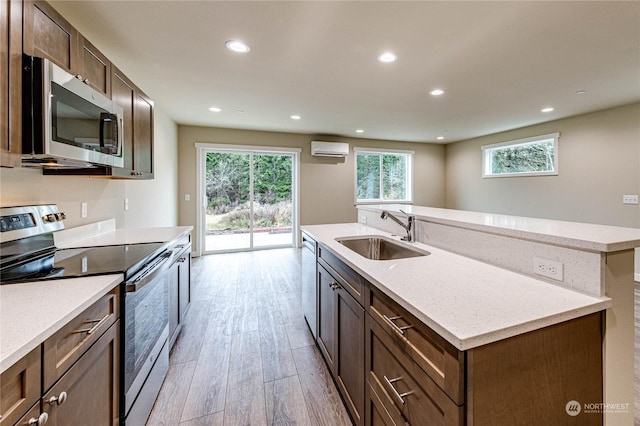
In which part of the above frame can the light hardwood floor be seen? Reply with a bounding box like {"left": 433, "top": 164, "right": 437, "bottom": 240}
{"left": 146, "top": 248, "right": 352, "bottom": 426}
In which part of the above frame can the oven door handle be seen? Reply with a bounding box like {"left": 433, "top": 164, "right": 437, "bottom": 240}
{"left": 125, "top": 251, "right": 173, "bottom": 293}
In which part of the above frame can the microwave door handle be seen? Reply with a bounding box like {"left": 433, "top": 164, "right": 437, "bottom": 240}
{"left": 99, "top": 112, "right": 108, "bottom": 152}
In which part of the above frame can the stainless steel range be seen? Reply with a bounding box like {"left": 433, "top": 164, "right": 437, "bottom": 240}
{"left": 0, "top": 204, "right": 173, "bottom": 426}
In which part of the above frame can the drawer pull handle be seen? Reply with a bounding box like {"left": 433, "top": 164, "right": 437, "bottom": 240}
{"left": 27, "top": 413, "right": 48, "bottom": 426}
{"left": 329, "top": 282, "right": 340, "bottom": 290}
{"left": 48, "top": 391, "right": 68, "bottom": 406}
{"left": 382, "top": 314, "right": 414, "bottom": 335}
{"left": 73, "top": 314, "right": 110, "bottom": 335}
{"left": 383, "top": 375, "right": 414, "bottom": 405}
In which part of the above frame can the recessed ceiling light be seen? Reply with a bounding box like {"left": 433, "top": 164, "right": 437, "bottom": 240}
{"left": 209, "top": 107, "right": 222, "bottom": 112}
{"left": 356, "top": 129, "right": 364, "bottom": 133}
{"left": 430, "top": 89, "right": 445, "bottom": 96}
{"left": 290, "top": 115, "right": 301, "bottom": 120}
{"left": 225, "top": 40, "right": 251, "bottom": 53}
{"left": 541, "top": 107, "right": 554, "bottom": 113}
{"left": 378, "top": 52, "right": 397, "bottom": 63}
{"left": 437, "top": 136, "right": 444, "bottom": 140}
{"left": 576, "top": 90, "right": 587, "bottom": 95}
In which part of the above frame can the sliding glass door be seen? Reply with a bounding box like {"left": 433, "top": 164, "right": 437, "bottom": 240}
{"left": 200, "top": 147, "right": 297, "bottom": 254}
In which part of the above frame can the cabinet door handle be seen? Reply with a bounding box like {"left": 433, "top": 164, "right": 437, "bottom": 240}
{"left": 27, "top": 413, "right": 48, "bottom": 426}
{"left": 72, "top": 314, "right": 109, "bottom": 335}
{"left": 329, "top": 282, "right": 340, "bottom": 290}
{"left": 382, "top": 314, "right": 413, "bottom": 336}
{"left": 48, "top": 391, "right": 68, "bottom": 406}
{"left": 383, "top": 375, "right": 413, "bottom": 406}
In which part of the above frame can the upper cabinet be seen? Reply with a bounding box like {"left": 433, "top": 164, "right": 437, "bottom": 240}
{"left": 1, "top": 0, "right": 23, "bottom": 168}
{"left": 23, "top": 0, "right": 77, "bottom": 72}
{"left": 21, "top": 0, "right": 155, "bottom": 178}
{"left": 78, "top": 34, "right": 111, "bottom": 97}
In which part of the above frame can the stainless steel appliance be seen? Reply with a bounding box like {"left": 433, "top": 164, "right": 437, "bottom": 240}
{"left": 301, "top": 232, "right": 317, "bottom": 339}
{"left": 0, "top": 205, "right": 172, "bottom": 426}
{"left": 22, "top": 55, "right": 124, "bottom": 168}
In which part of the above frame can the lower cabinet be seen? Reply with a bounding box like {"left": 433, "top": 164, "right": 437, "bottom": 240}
{"left": 317, "top": 262, "right": 365, "bottom": 426}
{"left": 315, "top": 244, "right": 604, "bottom": 426}
{"left": 0, "top": 287, "right": 120, "bottom": 426}
{"left": 42, "top": 321, "right": 119, "bottom": 426}
{"left": 168, "top": 238, "right": 192, "bottom": 348}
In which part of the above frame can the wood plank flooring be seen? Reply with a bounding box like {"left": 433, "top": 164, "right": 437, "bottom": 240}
{"left": 146, "top": 248, "right": 352, "bottom": 426}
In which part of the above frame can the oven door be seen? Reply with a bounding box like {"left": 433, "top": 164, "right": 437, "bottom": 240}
{"left": 123, "top": 251, "right": 172, "bottom": 423}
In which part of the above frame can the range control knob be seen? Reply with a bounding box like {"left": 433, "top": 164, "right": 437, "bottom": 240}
{"left": 43, "top": 214, "right": 56, "bottom": 222}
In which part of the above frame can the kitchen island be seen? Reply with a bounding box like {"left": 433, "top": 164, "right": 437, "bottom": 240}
{"left": 303, "top": 205, "right": 639, "bottom": 426}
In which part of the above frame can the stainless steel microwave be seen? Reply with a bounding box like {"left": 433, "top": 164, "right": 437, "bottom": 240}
{"left": 22, "top": 55, "right": 124, "bottom": 168}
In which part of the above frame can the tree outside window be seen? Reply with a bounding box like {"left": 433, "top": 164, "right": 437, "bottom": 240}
{"left": 355, "top": 149, "right": 412, "bottom": 203}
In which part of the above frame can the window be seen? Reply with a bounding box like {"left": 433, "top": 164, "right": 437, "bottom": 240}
{"left": 355, "top": 148, "right": 413, "bottom": 203}
{"left": 482, "top": 133, "right": 559, "bottom": 178}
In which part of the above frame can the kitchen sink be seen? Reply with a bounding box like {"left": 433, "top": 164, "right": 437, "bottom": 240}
{"left": 336, "top": 235, "right": 430, "bottom": 260}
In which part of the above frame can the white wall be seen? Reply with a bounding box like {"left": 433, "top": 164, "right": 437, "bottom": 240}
{"left": 0, "top": 107, "right": 179, "bottom": 229}
{"left": 445, "top": 103, "right": 640, "bottom": 228}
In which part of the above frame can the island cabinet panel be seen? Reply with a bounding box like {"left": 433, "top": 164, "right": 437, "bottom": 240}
{"left": 366, "top": 314, "right": 464, "bottom": 426}
{"left": 367, "top": 285, "right": 464, "bottom": 405}
{"left": 466, "top": 312, "right": 603, "bottom": 426}
{"left": 1, "top": 0, "right": 22, "bottom": 168}
{"left": 0, "top": 346, "right": 41, "bottom": 426}
{"left": 317, "top": 262, "right": 365, "bottom": 426}
{"left": 42, "top": 320, "right": 120, "bottom": 426}
{"left": 23, "top": 0, "right": 77, "bottom": 72}
{"left": 318, "top": 244, "right": 365, "bottom": 305}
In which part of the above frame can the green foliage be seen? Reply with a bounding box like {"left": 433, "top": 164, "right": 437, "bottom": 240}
{"left": 356, "top": 153, "right": 408, "bottom": 201}
{"left": 205, "top": 152, "right": 292, "bottom": 212}
{"left": 490, "top": 140, "right": 555, "bottom": 174}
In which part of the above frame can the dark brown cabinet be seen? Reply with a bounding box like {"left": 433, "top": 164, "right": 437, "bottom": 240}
{"left": 1, "top": 0, "right": 22, "bottom": 168}
{"left": 23, "top": 0, "right": 77, "bottom": 72}
{"left": 0, "top": 346, "right": 40, "bottom": 426}
{"left": 42, "top": 321, "right": 120, "bottom": 426}
{"left": 77, "top": 34, "right": 111, "bottom": 97}
{"left": 20, "top": 0, "right": 155, "bottom": 178}
{"left": 317, "top": 260, "right": 365, "bottom": 426}
{"left": 0, "top": 287, "right": 120, "bottom": 426}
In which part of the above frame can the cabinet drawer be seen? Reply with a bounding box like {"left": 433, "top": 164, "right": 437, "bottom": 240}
{"left": 318, "top": 244, "right": 365, "bottom": 305}
{"left": 366, "top": 381, "right": 407, "bottom": 426}
{"left": 43, "top": 288, "right": 119, "bottom": 390}
{"left": 366, "top": 315, "right": 463, "bottom": 426}
{"left": 0, "top": 347, "right": 41, "bottom": 426}
{"left": 367, "top": 286, "right": 464, "bottom": 404}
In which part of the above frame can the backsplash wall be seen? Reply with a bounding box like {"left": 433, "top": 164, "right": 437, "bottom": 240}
{"left": 0, "top": 108, "right": 179, "bottom": 230}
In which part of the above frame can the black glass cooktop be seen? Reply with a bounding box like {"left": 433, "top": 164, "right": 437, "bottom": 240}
{"left": 0, "top": 242, "right": 166, "bottom": 284}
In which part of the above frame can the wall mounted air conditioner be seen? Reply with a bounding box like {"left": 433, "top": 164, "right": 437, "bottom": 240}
{"left": 311, "top": 141, "right": 349, "bottom": 157}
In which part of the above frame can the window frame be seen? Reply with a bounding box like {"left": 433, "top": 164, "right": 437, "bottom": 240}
{"left": 353, "top": 147, "right": 414, "bottom": 205}
{"left": 481, "top": 132, "right": 560, "bottom": 178}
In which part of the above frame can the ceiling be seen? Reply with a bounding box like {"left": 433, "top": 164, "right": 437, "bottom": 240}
{"left": 51, "top": 1, "right": 640, "bottom": 144}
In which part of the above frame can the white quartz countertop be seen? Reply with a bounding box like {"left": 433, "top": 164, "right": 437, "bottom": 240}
{"left": 55, "top": 222, "right": 193, "bottom": 249}
{"left": 0, "top": 274, "right": 122, "bottom": 373}
{"left": 1, "top": 224, "right": 193, "bottom": 374}
{"left": 360, "top": 204, "right": 640, "bottom": 252}
{"left": 302, "top": 223, "right": 611, "bottom": 350}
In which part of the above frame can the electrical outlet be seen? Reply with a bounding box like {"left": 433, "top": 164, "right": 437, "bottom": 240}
{"left": 184, "top": 194, "right": 191, "bottom": 202}
{"left": 124, "top": 198, "right": 129, "bottom": 211}
{"left": 359, "top": 215, "right": 367, "bottom": 224}
{"left": 623, "top": 194, "right": 639, "bottom": 204}
{"left": 533, "top": 256, "right": 564, "bottom": 281}
{"left": 81, "top": 202, "right": 88, "bottom": 218}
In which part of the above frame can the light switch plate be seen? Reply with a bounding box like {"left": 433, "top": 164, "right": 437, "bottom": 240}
{"left": 81, "top": 202, "right": 88, "bottom": 218}
{"left": 623, "top": 195, "right": 639, "bottom": 204}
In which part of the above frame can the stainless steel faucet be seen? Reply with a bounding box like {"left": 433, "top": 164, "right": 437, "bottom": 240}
{"left": 380, "top": 210, "right": 415, "bottom": 242}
